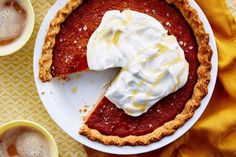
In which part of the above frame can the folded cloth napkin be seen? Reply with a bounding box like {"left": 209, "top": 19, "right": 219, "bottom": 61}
{"left": 85, "top": 0, "right": 236, "bottom": 156}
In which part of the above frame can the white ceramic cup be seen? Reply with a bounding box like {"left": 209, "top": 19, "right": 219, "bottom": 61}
{"left": 0, "top": 120, "right": 59, "bottom": 157}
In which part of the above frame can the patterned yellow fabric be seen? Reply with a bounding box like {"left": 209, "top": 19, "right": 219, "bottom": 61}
{"left": 0, "top": 1, "right": 86, "bottom": 157}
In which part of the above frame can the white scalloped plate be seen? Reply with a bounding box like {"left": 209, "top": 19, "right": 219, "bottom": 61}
{"left": 34, "top": 0, "right": 218, "bottom": 155}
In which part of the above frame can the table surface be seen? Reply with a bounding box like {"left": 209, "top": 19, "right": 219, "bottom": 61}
{"left": 1, "top": 1, "right": 236, "bottom": 157}
{"left": 0, "top": 0, "right": 87, "bottom": 156}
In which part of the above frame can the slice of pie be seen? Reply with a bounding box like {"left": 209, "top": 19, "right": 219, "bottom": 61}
{"left": 39, "top": 0, "right": 212, "bottom": 146}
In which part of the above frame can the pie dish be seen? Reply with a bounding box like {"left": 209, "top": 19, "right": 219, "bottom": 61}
{"left": 39, "top": 0, "right": 212, "bottom": 146}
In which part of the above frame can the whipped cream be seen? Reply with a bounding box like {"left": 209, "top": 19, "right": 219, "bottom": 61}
{"left": 87, "top": 10, "right": 189, "bottom": 116}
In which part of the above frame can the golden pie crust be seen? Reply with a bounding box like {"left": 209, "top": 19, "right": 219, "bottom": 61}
{"left": 39, "top": 0, "right": 83, "bottom": 82}
{"left": 39, "top": 0, "right": 212, "bottom": 146}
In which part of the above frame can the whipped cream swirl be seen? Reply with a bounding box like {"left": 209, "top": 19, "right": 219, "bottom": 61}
{"left": 87, "top": 10, "right": 189, "bottom": 116}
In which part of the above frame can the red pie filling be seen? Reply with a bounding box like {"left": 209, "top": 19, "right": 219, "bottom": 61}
{"left": 53, "top": 0, "right": 199, "bottom": 137}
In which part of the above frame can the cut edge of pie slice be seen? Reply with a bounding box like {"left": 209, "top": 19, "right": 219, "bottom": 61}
{"left": 39, "top": 0, "right": 212, "bottom": 146}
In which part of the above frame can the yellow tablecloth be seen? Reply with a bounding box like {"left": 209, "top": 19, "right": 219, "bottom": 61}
{"left": 0, "top": 0, "right": 236, "bottom": 157}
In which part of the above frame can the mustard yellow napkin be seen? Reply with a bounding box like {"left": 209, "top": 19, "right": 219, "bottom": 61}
{"left": 85, "top": 0, "right": 236, "bottom": 156}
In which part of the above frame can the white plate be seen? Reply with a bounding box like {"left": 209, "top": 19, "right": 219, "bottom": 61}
{"left": 34, "top": 0, "right": 218, "bottom": 155}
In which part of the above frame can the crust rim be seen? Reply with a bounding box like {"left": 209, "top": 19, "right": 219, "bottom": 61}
{"left": 39, "top": 0, "right": 83, "bottom": 82}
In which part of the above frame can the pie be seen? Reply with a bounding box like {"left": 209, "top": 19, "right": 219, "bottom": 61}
{"left": 39, "top": 0, "right": 212, "bottom": 146}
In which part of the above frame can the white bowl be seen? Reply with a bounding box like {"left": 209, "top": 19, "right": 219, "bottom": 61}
{"left": 33, "top": 0, "right": 218, "bottom": 155}
{"left": 0, "top": 0, "right": 35, "bottom": 56}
